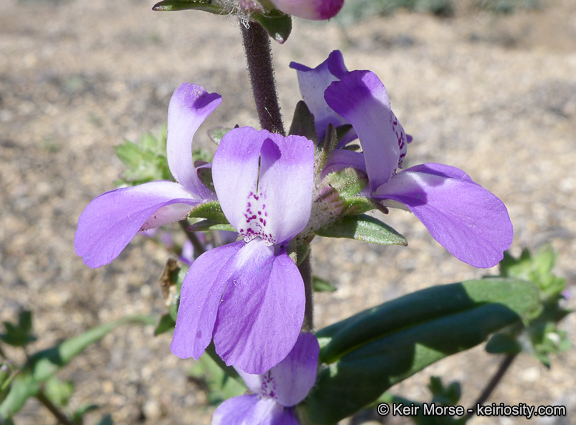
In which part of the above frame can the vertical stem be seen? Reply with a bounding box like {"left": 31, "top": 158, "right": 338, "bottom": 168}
{"left": 240, "top": 20, "right": 313, "bottom": 329}
{"left": 240, "top": 22, "right": 285, "bottom": 135}
{"left": 299, "top": 252, "right": 314, "bottom": 331}
{"left": 465, "top": 354, "right": 517, "bottom": 419}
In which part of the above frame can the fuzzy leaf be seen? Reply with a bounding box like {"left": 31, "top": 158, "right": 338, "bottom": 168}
{"left": 315, "top": 214, "right": 406, "bottom": 246}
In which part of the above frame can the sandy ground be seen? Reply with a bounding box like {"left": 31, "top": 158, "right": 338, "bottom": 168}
{"left": 1, "top": 0, "right": 575, "bottom": 424}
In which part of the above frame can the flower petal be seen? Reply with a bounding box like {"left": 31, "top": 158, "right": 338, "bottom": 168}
{"left": 289, "top": 51, "right": 355, "bottom": 144}
{"left": 212, "top": 396, "right": 296, "bottom": 425}
{"left": 321, "top": 149, "right": 366, "bottom": 177}
{"left": 167, "top": 83, "right": 222, "bottom": 197}
{"left": 325, "top": 70, "right": 408, "bottom": 189}
{"left": 268, "top": 332, "right": 319, "bottom": 407}
{"left": 213, "top": 240, "right": 305, "bottom": 374}
{"left": 212, "top": 127, "right": 262, "bottom": 233}
{"left": 269, "top": 0, "right": 344, "bottom": 20}
{"left": 170, "top": 241, "right": 244, "bottom": 359}
{"left": 75, "top": 181, "right": 200, "bottom": 268}
{"left": 258, "top": 133, "right": 314, "bottom": 243}
{"left": 213, "top": 128, "right": 314, "bottom": 244}
{"left": 373, "top": 163, "right": 513, "bottom": 268}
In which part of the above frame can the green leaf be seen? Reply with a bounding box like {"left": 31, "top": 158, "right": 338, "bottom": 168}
{"left": 251, "top": 10, "right": 292, "bottom": 44}
{"left": 189, "top": 201, "right": 229, "bottom": 223}
{"left": 312, "top": 276, "right": 337, "bottom": 293}
{"left": 315, "top": 214, "right": 407, "bottom": 246}
{"left": 305, "top": 278, "right": 539, "bottom": 424}
{"left": 44, "top": 377, "right": 74, "bottom": 408}
{"left": 154, "top": 313, "right": 176, "bottom": 336}
{"left": 0, "top": 311, "right": 36, "bottom": 347}
{"left": 187, "top": 220, "right": 236, "bottom": 233}
{"left": 152, "top": 0, "right": 222, "bottom": 13}
{"left": 0, "top": 315, "right": 156, "bottom": 418}
{"left": 115, "top": 126, "right": 172, "bottom": 186}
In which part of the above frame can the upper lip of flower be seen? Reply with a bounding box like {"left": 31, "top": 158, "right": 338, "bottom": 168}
{"left": 74, "top": 83, "right": 222, "bottom": 269}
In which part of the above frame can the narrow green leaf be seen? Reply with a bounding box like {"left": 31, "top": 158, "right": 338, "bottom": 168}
{"left": 312, "top": 276, "right": 337, "bottom": 293}
{"left": 187, "top": 220, "right": 236, "bottom": 233}
{"left": 0, "top": 316, "right": 155, "bottom": 419}
{"left": 315, "top": 214, "right": 406, "bottom": 246}
{"left": 306, "top": 278, "right": 540, "bottom": 424}
{"left": 189, "top": 201, "right": 229, "bottom": 223}
{"left": 152, "top": 0, "right": 222, "bottom": 13}
{"left": 485, "top": 333, "right": 522, "bottom": 354}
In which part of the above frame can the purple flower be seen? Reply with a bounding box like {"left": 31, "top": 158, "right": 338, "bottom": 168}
{"left": 170, "top": 127, "right": 315, "bottom": 374}
{"left": 269, "top": 0, "right": 344, "bottom": 20}
{"left": 293, "top": 52, "right": 513, "bottom": 268}
{"left": 75, "top": 83, "right": 221, "bottom": 268}
{"left": 212, "top": 332, "right": 319, "bottom": 425}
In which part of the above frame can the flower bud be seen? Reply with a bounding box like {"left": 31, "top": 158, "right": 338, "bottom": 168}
{"left": 268, "top": 0, "right": 344, "bottom": 20}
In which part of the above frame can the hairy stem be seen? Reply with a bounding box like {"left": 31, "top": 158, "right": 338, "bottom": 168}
{"left": 240, "top": 22, "right": 285, "bottom": 135}
{"left": 299, "top": 252, "right": 314, "bottom": 331}
{"left": 36, "top": 389, "right": 74, "bottom": 425}
{"left": 466, "top": 354, "right": 517, "bottom": 419}
{"left": 179, "top": 220, "right": 206, "bottom": 257}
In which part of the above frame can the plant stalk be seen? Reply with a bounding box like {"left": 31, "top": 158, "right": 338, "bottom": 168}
{"left": 299, "top": 252, "right": 314, "bottom": 331}
{"left": 240, "top": 21, "right": 285, "bottom": 135}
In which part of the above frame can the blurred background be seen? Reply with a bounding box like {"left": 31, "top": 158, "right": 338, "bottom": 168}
{"left": 1, "top": 0, "right": 575, "bottom": 423}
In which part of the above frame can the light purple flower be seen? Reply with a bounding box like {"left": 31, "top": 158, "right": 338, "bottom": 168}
{"left": 324, "top": 70, "right": 513, "bottom": 268}
{"left": 75, "top": 83, "right": 222, "bottom": 268}
{"left": 289, "top": 50, "right": 354, "bottom": 145}
{"left": 292, "top": 51, "right": 513, "bottom": 268}
{"left": 170, "top": 127, "right": 315, "bottom": 374}
{"left": 269, "top": 0, "right": 344, "bottom": 20}
{"left": 212, "top": 332, "right": 319, "bottom": 425}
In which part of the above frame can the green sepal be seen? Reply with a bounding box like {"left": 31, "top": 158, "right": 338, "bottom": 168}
{"left": 313, "top": 276, "right": 337, "bottom": 293}
{"left": 187, "top": 220, "right": 236, "bottom": 233}
{"left": 152, "top": 0, "right": 222, "bottom": 13}
{"left": 189, "top": 201, "right": 229, "bottom": 223}
{"left": 315, "top": 214, "right": 406, "bottom": 246}
{"left": 251, "top": 10, "right": 292, "bottom": 44}
{"left": 0, "top": 315, "right": 156, "bottom": 418}
{"left": 288, "top": 101, "right": 316, "bottom": 143}
{"left": 305, "top": 278, "right": 540, "bottom": 424}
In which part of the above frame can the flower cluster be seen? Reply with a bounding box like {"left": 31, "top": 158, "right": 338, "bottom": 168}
{"left": 75, "top": 50, "right": 513, "bottom": 423}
